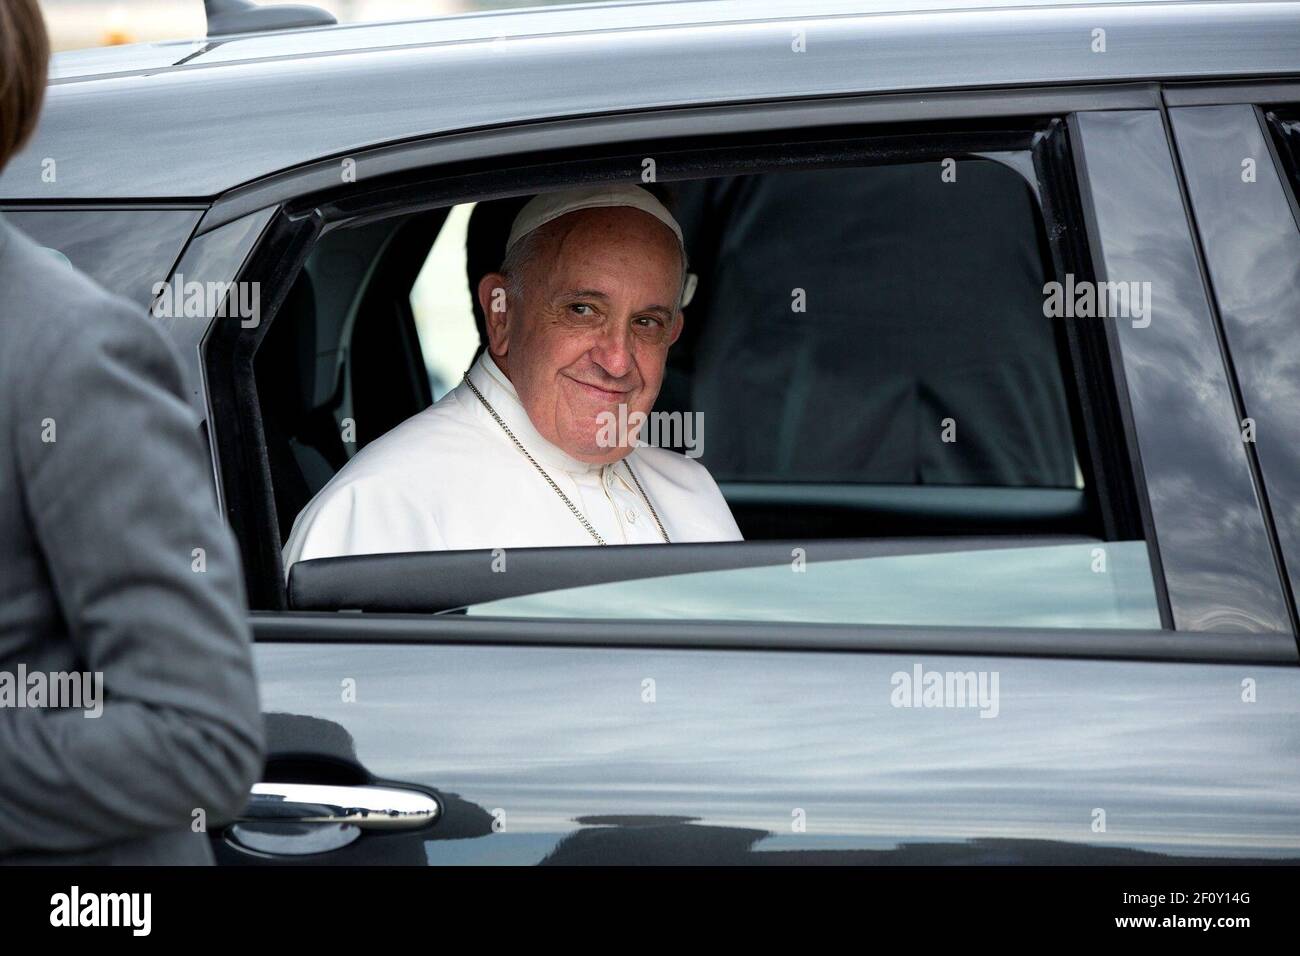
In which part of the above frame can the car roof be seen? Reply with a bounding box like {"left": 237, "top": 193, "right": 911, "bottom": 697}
{"left": 4, "top": 0, "right": 1298, "bottom": 200}
{"left": 44, "top": 0, "right": 1186, "bottom": 81}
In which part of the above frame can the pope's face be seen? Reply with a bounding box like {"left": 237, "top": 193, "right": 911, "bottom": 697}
{"left": 479, "top": 206, "right": 684, "bottom": 464}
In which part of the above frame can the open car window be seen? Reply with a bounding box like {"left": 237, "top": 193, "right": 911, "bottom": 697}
{"left": 390, "top": 159, "right": 1089, "bottom": 542}
{"left": 664, "top": 159, "right": 1078, "bottom": 492}
{"left": 238, "top": 122, "right": 1161, "bottom": 628}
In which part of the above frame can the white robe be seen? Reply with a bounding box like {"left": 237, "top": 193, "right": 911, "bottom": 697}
{"left": 282, "top": 353, "right": 742, "bottom": 571}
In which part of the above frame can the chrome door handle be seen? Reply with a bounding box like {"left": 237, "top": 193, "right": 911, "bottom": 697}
{"left": 240, "top": 782, "right": 440, "bottom": 831}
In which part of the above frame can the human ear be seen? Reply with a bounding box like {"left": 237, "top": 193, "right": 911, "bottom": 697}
{"left": 478, "top": 272, "right": 511, "bottom": 356}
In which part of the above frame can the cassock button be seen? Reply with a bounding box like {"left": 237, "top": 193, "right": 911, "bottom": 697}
{"left": 626, "top": 507, "right": 638, "bottom": 523}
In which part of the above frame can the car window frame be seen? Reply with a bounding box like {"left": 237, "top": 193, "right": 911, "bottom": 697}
{"left": 190, "top": 87, "right": 1294, "bottom": 662}
{"left": 204, "top": 113, "right": 1149, "bottom": 616}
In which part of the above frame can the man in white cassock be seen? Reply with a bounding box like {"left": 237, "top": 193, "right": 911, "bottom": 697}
{"left": 282, "top": 184, "right": 742, "bottom": 571}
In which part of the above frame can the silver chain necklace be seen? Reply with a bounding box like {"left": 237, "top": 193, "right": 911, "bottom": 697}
{"left": 464, "top": 375, "right": 670, "bottom": 546}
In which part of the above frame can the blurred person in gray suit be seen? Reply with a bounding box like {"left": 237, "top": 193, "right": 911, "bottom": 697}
{"left": 0, "top": 0, "right": 263, "bottom": 864}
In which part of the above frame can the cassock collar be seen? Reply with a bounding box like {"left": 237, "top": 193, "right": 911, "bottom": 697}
{"left": 465, "top": 352, "right": 605, "bottom": 476}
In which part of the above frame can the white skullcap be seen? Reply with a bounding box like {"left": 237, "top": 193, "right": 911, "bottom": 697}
{"left": 505, "top": 184, "right": 685, "bottom": 254}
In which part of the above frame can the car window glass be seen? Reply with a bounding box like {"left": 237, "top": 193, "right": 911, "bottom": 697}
{"left": 1074, "top": 109, "right": 1288, "bottom": 633}
{"left": 464, "top": 540, "right": 1160, "bottom": 630}
{"left": 1177, "top": 105, "right": 1300, "bottom": 623}
{"left": 2, "top": 208, "right": 201, "bottom": 307}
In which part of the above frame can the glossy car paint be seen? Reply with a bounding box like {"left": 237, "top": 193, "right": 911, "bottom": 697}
{"left": 4, "top": 1, "right": 1300, "bottom": 198}
{"left": 243, "top": 640, "right": 1300, "bottom": 864}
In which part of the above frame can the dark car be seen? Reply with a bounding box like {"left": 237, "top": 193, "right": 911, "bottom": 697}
{"left": 4, "top": 0, "right": 1299, "bottom": 864}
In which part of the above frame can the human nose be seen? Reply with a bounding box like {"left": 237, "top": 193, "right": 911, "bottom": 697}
{"left": 589, "top": 320, "right": 635, "bottom": 380}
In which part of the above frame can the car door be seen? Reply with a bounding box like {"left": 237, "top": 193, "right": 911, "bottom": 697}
{"left": 189, "top": 97, "right": 1300, "bottom": 866}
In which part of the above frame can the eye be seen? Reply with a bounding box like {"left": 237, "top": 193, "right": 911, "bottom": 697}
{"left": 632, "top": 315, "right": 671, "bottom": 343}
{"left": 569, "top": 303, "right": 595, "bottom": 316}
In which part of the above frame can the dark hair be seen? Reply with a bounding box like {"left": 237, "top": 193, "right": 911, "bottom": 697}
{"left": 0, "top": 0, "right": 50, "bottom": 171}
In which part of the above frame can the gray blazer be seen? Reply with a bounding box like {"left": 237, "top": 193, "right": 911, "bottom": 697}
{"left": 0, "top": 215, "right": 263, "bottom": 864}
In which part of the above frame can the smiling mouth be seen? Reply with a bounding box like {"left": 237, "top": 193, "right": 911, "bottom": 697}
{"left": 567, "top": 376, "right": 630, "bottom": 401}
